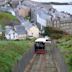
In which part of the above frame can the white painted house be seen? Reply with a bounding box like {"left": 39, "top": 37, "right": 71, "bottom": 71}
{"left": 5, "top": 25, "right": 27, "bottom": 40}
{"left": 37, "top": 13, "right": 47, "bottom": 27}
{"left": 5, "top": 28, "right": 18, "bottom": 40}
{"left": 27, "top": 25, "right": 39, "bottom": 38}
{"left": 37, "top": 8, "right": 52, "bottom": 28}
{"left": 22, "top": 21, "right": 40, "bottom": 38}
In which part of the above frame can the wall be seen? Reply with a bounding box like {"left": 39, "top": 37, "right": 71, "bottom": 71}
{"left": 17, "top": 6, "right": 30, "bottom": 17}
{"left": 37, "top": 14, "right": 47, "bottom": 27}
{"left": 27, "top": 26, "right": 39, "bottom": 38}
{"left": 47, "top": 21, "right": 72, "bottom": 34}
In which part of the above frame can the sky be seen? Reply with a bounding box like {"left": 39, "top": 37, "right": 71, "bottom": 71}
{"left": 31, "top": 0, "right": 72, "bottom": 2}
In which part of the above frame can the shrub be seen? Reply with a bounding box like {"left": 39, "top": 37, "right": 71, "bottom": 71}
{"left": 44, "top": 27, "right": 64, "bottom": 39}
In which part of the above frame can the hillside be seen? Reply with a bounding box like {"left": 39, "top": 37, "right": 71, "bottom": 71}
{"left": 44, "top": 27, "right": 72, "bottom": 71}
{"left": 0, "top": 39, "right": 34, "bottom": 72}
{"left": 0, "top": 12, "right": 19, "bottom": 27}
{"left": 57, "top": 35, "right": 72, "bottom": 72}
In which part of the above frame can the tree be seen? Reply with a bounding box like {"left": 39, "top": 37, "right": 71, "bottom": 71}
{"left": 0, "top": 23, "right": 5, "bottom": 40}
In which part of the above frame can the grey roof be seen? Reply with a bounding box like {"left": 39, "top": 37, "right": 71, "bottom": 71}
{"left": 14, "top": 25, "right": 27, "bottom": 35}
{"left": 38, "top": 9, "right": 51, "bottom": 20}
{"left": 5, "top": 25, "right": 27, "bottom": 35}
{"left": 15, "top": 10, "right": 33, "bottom": 31}
{"left": 22, "top": 1, "right": 39, "bottom": 8}
{"left": 22, "top": 20, "right": 33, "bottom": 30}
{"left": 5, "top": 29, "right": 14, "bottom": 35}
{"left": 0, "top": 28, "right": 3, "bottom": 32}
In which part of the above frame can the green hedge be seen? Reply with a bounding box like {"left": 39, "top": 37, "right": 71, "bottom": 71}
{"left": 44, "top": 27, "right": 65, "bottom": 39}
{"left": 57, "top": 35, "right": 72, "bottom": 72}
{"left": 0, "top": 40, "right": 33, "bottom": 72}
{"left": 0, "top": 12, "right": 19, "bottom": 26}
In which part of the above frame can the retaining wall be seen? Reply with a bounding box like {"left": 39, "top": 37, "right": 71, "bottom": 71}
{"left": 47, "top": 22, "right": 72, "bottom": 34}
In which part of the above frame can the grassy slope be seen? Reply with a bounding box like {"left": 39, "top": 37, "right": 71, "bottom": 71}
{"left": 0, "top": 40, "right": 34, "bottom": 72}
{"left": 44, "top": 27, "right": 72, "bottom": 71}
{"left": 57, "top": 35, "right": 72, "bottom": 72}
{"left": 44, "top": 27, "right": 65, "bottom": 39}
{"left": 0, "top": 12, "right": 18, "bottom": 26}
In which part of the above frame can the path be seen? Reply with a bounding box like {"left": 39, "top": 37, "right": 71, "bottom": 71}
{"left": 24, "top": 43, "right": 58, "bottom": 72}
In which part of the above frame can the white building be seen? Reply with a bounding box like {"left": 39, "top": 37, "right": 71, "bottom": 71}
{"left": 5, "top": 25, "right": 27, "bottom": 40}
{"left": 22, "top": 21, "right": 40, "bottom": 38}
{"left": 37, "top": 8, "right": 52, "bottom": 29}
{"left": 5, "top": 29, "right": 18, "bottom": 40}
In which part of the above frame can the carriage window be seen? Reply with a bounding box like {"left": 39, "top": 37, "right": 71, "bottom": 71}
{"left": 36, "top": 43, "right": 40, "bottom": 47}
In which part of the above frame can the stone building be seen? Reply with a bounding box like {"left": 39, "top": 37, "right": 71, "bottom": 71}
{"left": 17, "top": 6, "right": 30, "bottom": 17}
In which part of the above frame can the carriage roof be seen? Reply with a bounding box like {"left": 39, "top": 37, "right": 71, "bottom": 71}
{"left": 35, "top": 38, "right": 46, "bottom": 43}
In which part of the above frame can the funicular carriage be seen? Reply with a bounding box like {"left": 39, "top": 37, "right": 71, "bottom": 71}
{"left": 34, "top": 37, "right": 51, "bottom": 54}
{"left": 34, "top": 38, "right": 46, "bottom": 54}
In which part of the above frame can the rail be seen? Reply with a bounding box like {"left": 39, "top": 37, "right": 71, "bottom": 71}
{"left": 52, "top": 40, "right": 68, "bottom": 72}
{"left": 12, "top": 40, "right": 68, "bottom": 72}
{"left": 12, "top": 47, "right": 34, "bottom": 72}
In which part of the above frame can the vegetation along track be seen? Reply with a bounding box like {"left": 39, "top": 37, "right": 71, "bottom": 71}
{"left": 24, "top": 43, "right": 58, "bottom": 72}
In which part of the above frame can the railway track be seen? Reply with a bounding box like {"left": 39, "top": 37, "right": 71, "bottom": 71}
{"left": 24, "top": 43, "right": 58, "bottom": 72}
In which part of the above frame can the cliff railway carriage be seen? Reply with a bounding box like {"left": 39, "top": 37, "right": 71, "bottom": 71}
{"left": 34, "top": 38, "right": 46, "bottom": 54}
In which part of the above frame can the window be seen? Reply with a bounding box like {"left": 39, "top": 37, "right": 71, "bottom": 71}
{"left": 63, "top": 16, "right": 65, "bottom": 18}
{"left": 9, "top": 34, "right": 11, "bottom": 39}
{"left": 49, "top": 8, "right": 51, "bottom": 11}
{"left": 13, "top": 33, "right": 15, "bottom": 38}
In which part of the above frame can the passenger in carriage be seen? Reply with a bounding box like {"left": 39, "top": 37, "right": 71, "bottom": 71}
{"left": 34, "top": 42, "right": 45, "bottom": 53}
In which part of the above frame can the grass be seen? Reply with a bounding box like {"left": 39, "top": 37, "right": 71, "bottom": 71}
{"left": 0, "top": 40, "right": 34, "bottom": 72}
{"left": 57, "top": 35, "right": 72, "bottom": 72}
{"left": 44, "top": 26, "right": 72, "bottom": 71}
{"left": 0, "top": 12, "right": 19, "bottom": 26}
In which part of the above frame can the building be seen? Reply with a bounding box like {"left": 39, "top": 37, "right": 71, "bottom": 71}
{"left": 15, "top": 7, "right": 40, "bottom": 38}
{"left": 5, "top": 25, "right": 27, "bottom": 40}
{"left": 5, "top": 28, "right": 18, "bottom": 40}
{"left": 0, "top": 0, "right": 9, "bottom": 6}
{"left": 27, "top": 25, "right": 40, "bottom": 38}
{"left": 22, "top": 21, "right": 40, "bottom": 38}
{"left": 0, "top": 28, "right": 3, "bottom": 37}
{"left": 14, "top": 25, "right": 27, "bottom": 39}
{"left": 17, "top": 5, "right": 30, "bottom": 17}
{"left": 36, "top": 8, "right": 52, "bottom": 30}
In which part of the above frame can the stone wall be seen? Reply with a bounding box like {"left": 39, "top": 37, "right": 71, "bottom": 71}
{"left": 47, "top": 21, "right": 72, "bottom": 34}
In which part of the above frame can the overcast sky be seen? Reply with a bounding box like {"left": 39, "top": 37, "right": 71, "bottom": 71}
{"left": 31, "top": 0, "right": 72, "bottom": 2}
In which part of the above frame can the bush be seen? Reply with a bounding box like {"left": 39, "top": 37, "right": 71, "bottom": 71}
{"left": 44, "top": 27, "right": 64, "bottom": 39}
{"left": 0, "top": 40, "right": 34, "bottom": 72}
{"left": 57, "top": 35, "right": 72, "bottom": 72}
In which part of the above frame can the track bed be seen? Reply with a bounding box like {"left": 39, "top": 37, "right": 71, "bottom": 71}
{"left": 24, "top": 44, "right": 58, "bottom": 72}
